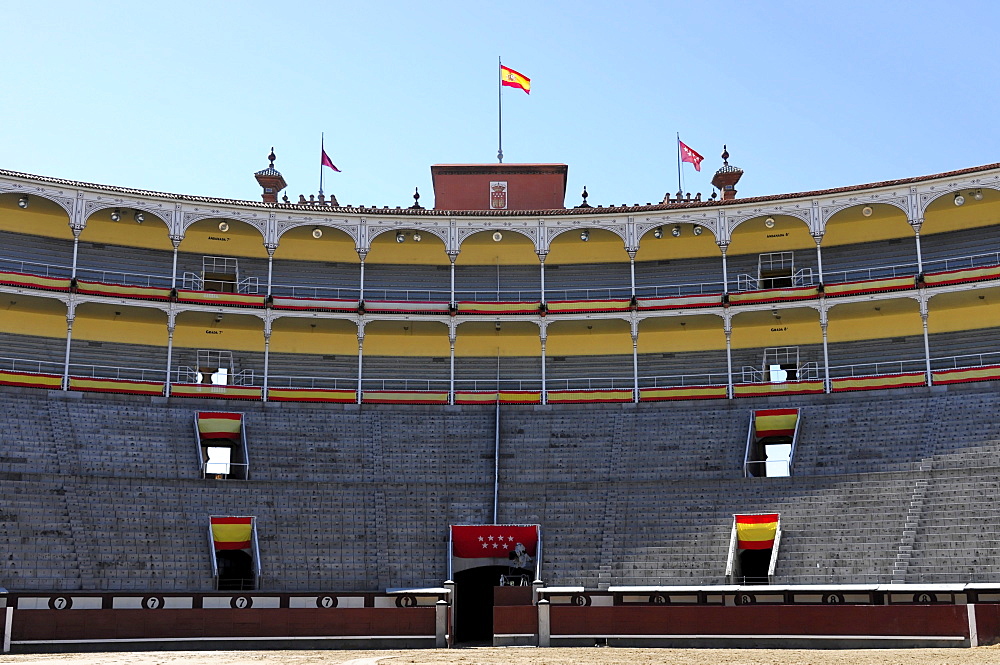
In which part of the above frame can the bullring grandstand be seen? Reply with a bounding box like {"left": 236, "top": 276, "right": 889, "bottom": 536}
{"left": 1, "top": 150, "right": 1000, "bottom": 650}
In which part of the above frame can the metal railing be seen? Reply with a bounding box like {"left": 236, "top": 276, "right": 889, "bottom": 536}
{"left": 637, "top": 372, "right": 729, "bottom": 388}
{"left": 67, "top": 363, "right": 166, "bottom": 382}
{"left": 735, "top": 268, "right": 815, "bottom": 292}
{"left": 740, "top": 362, "right": 820, "bottom": 383}
{"left": 924, "top": 250, "right": 1000, "bottom": 273}
{"left": 634, "top": 280, "right": 725, "bottom": 298}
{"left": 453, "top": 288, "right": 542, "bottom": 302}
{"left": 173, "top": 366, "right": 256, "bottom": 386}
{"left": 829, "top": 359, "right": 926, "bottom": 378}
{"left": 0, "top": 257, "right": 72, "bottom": 278}
{"left": 930, "top": 350, "right": 1000, "bottom": 370}
{"left": 75, "top": 267, "right": 171, "bottom": 288}
{"left": 266, "top": 374, "right": 357, "bottom": 390}
{"left": 181, "top": 272, "right": 260, "bottom": 295}
{"left": 269, "top": 283, "right": 360, "bottom": 300}
{"left": 542, "top": 286, "right": 632, "bottom": 301}
{"left": 0, "top": 356, "right": 63, "bottom": 374}
{"left": 543, "top": 376, "right": 635, "bottom": 390}
{"left": 362, "top": 288, "right": 451, "bottom": 302}
{"left": 360, "top": 378, "right": 451, "bottom": 391}
{"left": 453, "top": 379, "right": 544, "bottom": 391}
{"left": 822, "top": 261, "right": 918, "bottom": 285}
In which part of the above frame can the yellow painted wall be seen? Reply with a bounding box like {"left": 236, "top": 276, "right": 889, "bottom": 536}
{"left": 364, "top": 321, "right": 450, "bottom": 355}
{"left": 922, "top": 197, "right": 1000, "bottom": 235}
{"left": 0, "top": 197, "right": 73, "bottom": 239}
{"left": 455, "top": 327, "right": 542, "bottom": 356}
{"left": 638, "top": 319, "right": 726, "bottom": 353}
{"left": 729, "top": 215, "right": 814, "bottom": 255}
{"left": 731, "top": 313, "right": 822, "bottom": 349}
{"left": 0, "top": 307, "right": 67, "bottom": 338}
{"left": 366, "top": 230, "right": 449, "bottom": 265}
{"left": 274, "top": 227, "right": 360, "bottom": 263}
{"left": 456, "top": 231, "right": 539, "bottom": 266}
{"left": 827, "top": 311, "right": 922, "bottom": 342}
{"left": 180, "top": 220, "right": 269, "bottom": 258}
{"left": 546, "top": 321, "right": 632, "bottom": 355}
{"left": 547, "top": 229, "right": 628, "bottom": 264}
{"left": 80, "top": 216, "right": 173, "bottom": 250}
{"left": 928, "top": 302, "right": 1000, "bottom": 334}
{"left": 634, "top": 229, "right": 720, "bottom": 261}
{"left": 822, "top": 205, "right": 912, "bottom": 246}
{"left": 73, "top": 313, "right": 168, "bottom": 345}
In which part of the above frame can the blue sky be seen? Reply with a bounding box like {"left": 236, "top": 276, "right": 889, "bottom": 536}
{"left": 4, "top": 1, "right": 999, "bottom": 208}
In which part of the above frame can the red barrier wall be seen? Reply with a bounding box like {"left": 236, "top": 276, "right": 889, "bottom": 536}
{"left": 551, "top": 605, "right": 969, "bottom": 637}
{"left": 976, "top": 605, "right": 1000, "bottom": 645}
{"left": 494, "top": 606, "right": 537, "bottom": 635}
{"left": 12, "top": 607, "right": 435, "bottom": 641}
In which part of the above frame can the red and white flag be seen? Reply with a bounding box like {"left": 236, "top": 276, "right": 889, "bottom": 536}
{"left": 321, "top": 148, "right": 341, "bottom": 172}
{"left": 451, "top": 524, "right": 538, "bottom": 558}
{"left": 678, "top": 139, "right": 704, "bottom": 172}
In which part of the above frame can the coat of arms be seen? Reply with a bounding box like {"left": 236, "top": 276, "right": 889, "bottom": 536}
{"left": 490, "top": 181, "right": 508, "bottom": 209}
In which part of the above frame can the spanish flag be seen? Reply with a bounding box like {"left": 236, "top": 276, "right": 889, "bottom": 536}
{"left": 501, "top": 65, "right": 530, "bottom": 94}
{"left": 211, "top": 516, "right": 254, "bottom": 550}
{"left": 754, "top": 409, "right": 799, "bottom": 439}
{"left": 735, "top": 514, "right": 779, "bottom": 550}
{"left": 198, "top": 412, "right": 242, "bottom": 441}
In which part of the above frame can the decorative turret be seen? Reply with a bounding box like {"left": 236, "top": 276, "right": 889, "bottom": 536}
{"left": 254, "top": 147, "right": 288, "bottom": 203}
{"left": 711, "top": 145, "right": 743, "bottom": 201}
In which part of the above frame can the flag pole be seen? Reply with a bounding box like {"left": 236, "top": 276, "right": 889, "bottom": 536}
{"left": 676, "top": 132, "right": 682, "bottom": 197}
{"left": 319, "top": 132, "right": 325, "bottom": 197}
{"left": 497, "top": 56, "right": 503, "bottom": 164}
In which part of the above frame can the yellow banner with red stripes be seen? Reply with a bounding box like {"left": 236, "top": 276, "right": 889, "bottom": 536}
{"left": 831, "top": 372, "right": 926, "bottom": 392}
{"left": 0, "top": 370, "right": 62, "bottom": 389}
{"left": 211, "top": 516, "right": 253, "bottom": 550}
{"left": 547, "top": 389, "right": 634, "bottom": 404}
{"left": 823, "top": 276, "right": 914, "bottom": 297}
{"left": 362, "top": 391, "right": 449, "bottom": 405}
{"left": 267, "top": 387, "right": 357, "bottom": 402}
{"left": 639, "top": 385, "right": 728, "bottom": 401}
{"left": 171, "top": 384, "right": 262, "bottom": 400}
{"left": 754, "top": 409, "right": 798, "bottom": 438}
{"left": 736, "top": 513, "right": 779, "bottom": 550}
{"left": 0, "top": 271, "right": 71, "bottom": 291}
{"left": 75, "top": 280, "right": 171, "bottom": 301}
{"left": 545, "top": 299, "right": 631, "bottom": 314}
{"left": 932, "top": 364, "right": 1000, "bottom": 385}
{"left": 68, "top": 377, "right": 164, "bottom": 395}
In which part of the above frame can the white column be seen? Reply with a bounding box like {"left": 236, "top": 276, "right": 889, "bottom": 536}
{"left": 449, "top": 330, "right": 456, "bottom": 405}
{"left": 631, "top": 326, "right": 639, "bottom": 403}
{"left": 921, "top": 300, "right": 933, "bottom": 386}
{"left": 540, "top": 330, "right": 547, "bottom": 405}
{"left": 70, "top": 230, "right": 81, "bottom": 280}
{"left": 265, "top": 245, "right": 275, "bottom": 297}
{"left": 164, "top": 315, "right": 176, "bottom": 397}
{"left": 911, "top": 218, "right": 925, "bottom": 275}
{"left": 62, "top": 306, "right": 75, "bottom": 391}
{"left": 628, "top": 250, "right": 636, "bottom": 299}
{"left": 356, "top": 325, "right": 365, "bottom": 404}
{"left": 449, "top": 252, "right": 458, "bottom": 306}
{"left": 814, "top": 234, "right": 824, "bottom": 284}
{"left": 537, "top": 599, "right": 551, "bottom": 647}
{"left": 538, "top": 251, "right": 547, "bottom": 303}
{"left": 435, "top": 599, "right": 448, "bottom": 648}
{"left": 262, "top": 324, "right": 271, "bottom": 402}
{"left": 3, "top": 606, "right": 12, "bottom": 653}
{"left": 820, "top": 312, "right": 831, "bottom": 394}
{"left": 720, "top": 243, "right": 730, "bottom": 294}
{"left": 358, "top": 251, "right": 367, "bottom": 303}
{"left": 724, "top": 317, "right": 733, "bottom": 399}
{"left": 170, "top": 235, "right": 182, "bottom": 290}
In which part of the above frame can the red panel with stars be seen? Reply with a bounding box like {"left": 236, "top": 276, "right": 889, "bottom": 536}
{"left": 451, "top": 525, "right": 539, "bottom": 558}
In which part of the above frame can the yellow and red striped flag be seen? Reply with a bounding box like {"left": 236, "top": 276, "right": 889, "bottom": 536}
{"left": 735, "top": 514, "right": 779, "bottom": 550}
{"left": 500, "top": 65, "right": 530, "bottom": 94}
{"left": 211, "top": 516, "right": 253, "bottom": 550}
{"left": 198, "top": 412, "right": 242, "bottom": 440}
{"left": 754, "top": 409, "right": 799, "bottom": 438}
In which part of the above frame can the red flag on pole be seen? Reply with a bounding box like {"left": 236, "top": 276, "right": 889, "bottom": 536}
{"left": 321, "top": 148, "right": 341, "bottom": 173}
{"left": 678, "top": 139, "right": 704, "bottom": 172}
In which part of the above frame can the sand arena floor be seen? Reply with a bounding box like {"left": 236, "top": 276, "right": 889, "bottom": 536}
{"left": 3, "top": 647, "right": 1000, "bottom": 665}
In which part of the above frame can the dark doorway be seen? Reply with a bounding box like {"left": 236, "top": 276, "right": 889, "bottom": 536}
{"left": 216, "top": 549, "right": 255, "bottom": 590}
{"left": 454, "top": 565, "right": 529, "bottom": 643}
{"left": 737, "top": 548, "right": 772, "bottom": 585}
